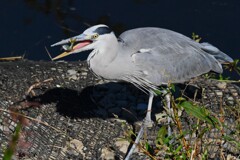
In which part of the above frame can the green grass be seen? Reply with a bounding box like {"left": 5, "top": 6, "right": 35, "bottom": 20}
{"left": 123, "top": 58, "right": 240, "bottom": 159}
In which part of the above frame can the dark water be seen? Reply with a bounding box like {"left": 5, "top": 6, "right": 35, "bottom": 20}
{"left": 0, "top": 0, "right": 239, "bottom": 78}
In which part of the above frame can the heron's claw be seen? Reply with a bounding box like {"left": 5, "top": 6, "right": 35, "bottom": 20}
{"left": 144, "top": 118, "right": 154, "bottom": 128}
{"left": 144, "top": 110, "right": 154, "bottom": 127}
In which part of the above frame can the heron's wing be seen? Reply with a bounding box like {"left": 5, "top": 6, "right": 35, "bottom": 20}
{"left": 132, "top": 46, "right": 221, "bottom": 85}
{"left": 119, "top": 28, "right": 222, "bottom": 85}
{"left": 119, "top": 27, "right": 196, "bottom": 51}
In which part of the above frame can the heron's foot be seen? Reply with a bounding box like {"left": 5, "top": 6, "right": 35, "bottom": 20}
{"left": 144, "top": 118, "right": 154, "bottom": 128}
{"left": 144, "top": 112, "right": 154, "bottom": 128}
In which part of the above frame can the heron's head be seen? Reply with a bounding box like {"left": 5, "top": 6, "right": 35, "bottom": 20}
{"left": 51, "top": 24, "right": 115, "bottom": 60}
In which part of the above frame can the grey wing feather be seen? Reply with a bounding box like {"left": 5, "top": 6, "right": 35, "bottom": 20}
{"left": 119, "top": 28, "right": 223, "bottom": 85}
{"left": 200, "top": 42, "right": 233, "bottom": 63}
{"left": 119, "top": 27, "right": 196, "bottom": 51}
{"left": 133, "top": 47, "right": 222, "bottom": 85}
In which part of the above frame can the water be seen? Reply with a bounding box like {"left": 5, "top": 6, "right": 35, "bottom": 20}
{"left": 0, "top": 0, "right": 239, "bottom": 78}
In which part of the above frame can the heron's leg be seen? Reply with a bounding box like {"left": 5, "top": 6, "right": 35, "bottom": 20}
{"left": 144, "top": 92, "right": 154, "bottom": 126}
{"left": 124, "top": 92, "right": 154, "bottom": 160}
{"left": 124, "top": 125, "right": 144, "bottom": 160}
{"left": 165, "top": 94, "right": 172, "bottom": 136}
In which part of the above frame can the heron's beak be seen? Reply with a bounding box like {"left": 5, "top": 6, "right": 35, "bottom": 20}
{"left": 51, "top": 34, "right": 92, "bottom": 60}
{"left": 51, "top": 51, "right": 72, "bottom": 60}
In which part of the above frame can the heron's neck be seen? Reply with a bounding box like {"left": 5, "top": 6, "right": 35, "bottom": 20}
{"left": 87, "top": 34, "right": 119, "bottom": 78}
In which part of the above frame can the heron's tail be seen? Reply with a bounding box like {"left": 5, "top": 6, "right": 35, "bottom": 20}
{"left": 201, "top": 42, "right": 233, "bottom": 64}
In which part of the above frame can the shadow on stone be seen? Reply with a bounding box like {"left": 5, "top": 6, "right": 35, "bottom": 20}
{"left": 27, "top": 86, "right": 98, "bottom": 118}
{"left": 26, "top": 82, "right": 202, "bottom": 123}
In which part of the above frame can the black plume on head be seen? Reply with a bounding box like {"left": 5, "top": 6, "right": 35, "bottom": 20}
{"left": 94, "top": 26, "right": 112, "bottom": 35}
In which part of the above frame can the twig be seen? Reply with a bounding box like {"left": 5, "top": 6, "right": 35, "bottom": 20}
{"left": 126, "top": 131, "right": 157, "bottom": 160}
{"left": 122, "top": 107, "right": 139, "bottom": 121}
{"left": 0, "top": 56, "right": 23, "bottom": 61}
{"left": 0, "top": 108, "right": 64, "bottom": 133}
{"left": 58, "top": 25, "right": 79, "bottom": 34}
{"left": 26, "top": 78, "right": 53, "bottom": 96}
{"left": 190, "top": 146, "right": 195, "bottom": 160}
{"left": 45, "top": 46, "right": 53, "bottom": 61}
{"left": 216, "top": 79, "right": 240, "bottom": 83}
{"left": 171, "top": 96, "right": 190, "bottom": 157}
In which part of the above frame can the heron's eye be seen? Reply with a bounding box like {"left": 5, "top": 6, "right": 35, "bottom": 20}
{"left": 92, "top": 34, "right": 99, "bottom": 39}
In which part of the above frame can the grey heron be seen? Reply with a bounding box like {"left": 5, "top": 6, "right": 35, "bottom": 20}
{"left": 51, "top": 24, "right": 233, "bottom": 159}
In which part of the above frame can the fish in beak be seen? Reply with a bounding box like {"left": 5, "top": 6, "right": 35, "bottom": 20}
{"left": 51, "top": 34, "right": 92, "bottom": 60}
